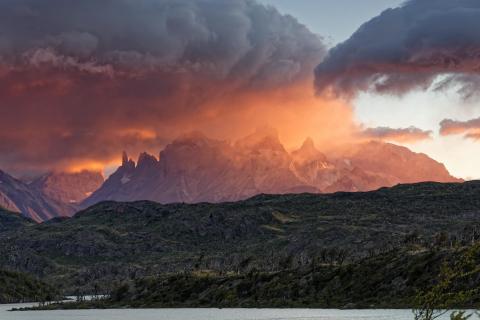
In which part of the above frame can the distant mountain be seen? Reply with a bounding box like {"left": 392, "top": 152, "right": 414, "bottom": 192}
{"left": 83, "top": 130, "right": 316, "bottom": 207}
{"left": 30, "top": 171, "right": 104, "bottom": 205}
{"left": 83, "top": 130, "right": 460, "bottom": 207}
{"left": 0, "top": 170, "right": 73, "bottom": 222}
{"left": 341, "top": 141, "right": 459, "bottom": 185}
{"left": 0, "top": 170, "right": 104, "bottom": 222}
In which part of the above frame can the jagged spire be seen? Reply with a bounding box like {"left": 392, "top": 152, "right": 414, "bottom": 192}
{"left": 292, "top": 137, "right": 327, "bottom": 163}
{"left": 301, "top": 137, "right": 315, "bottom": 150}
{"left": 122, "top": 151, "right": 129, "bottom": 166}
{"left": 137, "top": 152, "right": 158, "bottom": 169}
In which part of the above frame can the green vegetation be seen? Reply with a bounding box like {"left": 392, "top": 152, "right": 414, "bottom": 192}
{"left": 0, "top": 207, "right": 34, "bottom": 232}
{"left": 413, "top": 245, "right": 480, "bottom": 319}
{"left": 3, "top": 181, "right": 480, "bottom": 308}
{"left": 22, "top": 245, "right": 480, "bottom": 310}
{"left": 0, "top": 269, "right": 60, "bottom": 303}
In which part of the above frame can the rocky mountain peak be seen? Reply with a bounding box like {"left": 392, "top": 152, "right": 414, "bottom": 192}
{"left": 122, "top": 151, "right": 128, "bottom": 166}
{"left": 121, "top": 151, "right": 136, "bottom": 170}
{"left": 235, "top": 127, "right": 284, "bottom": 151}
{"left": 136, "top": 152, "right": 159, "bottom": 169}
{"left": 292, "top": 137, "right": 327, "bottom": 164}
{"left": 301, "top": 137, "right": 315, "bottom": 149}
{"left": 171, "top": 131, "right": 213, "bottom": 147}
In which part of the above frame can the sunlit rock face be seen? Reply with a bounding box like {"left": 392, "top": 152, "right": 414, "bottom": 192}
{"left": 83, "top": 130, "right": 460, "bottom": 207}
{"left": 30, "top": 171, "right": 104, "bottom": 205}
{"left": 338, "top": 141, "right": 462, "bottom": 186}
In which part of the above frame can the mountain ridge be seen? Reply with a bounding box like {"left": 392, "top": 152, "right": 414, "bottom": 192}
{"left": 0, "top": 130, "right": 461, "bottom": 222}
{"left": 83, "top": 130, "right": 460, "bottom": 208}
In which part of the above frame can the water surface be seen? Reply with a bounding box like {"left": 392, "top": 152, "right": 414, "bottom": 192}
{"left": 0, "top": 304, "right": 472, "bottom": 320}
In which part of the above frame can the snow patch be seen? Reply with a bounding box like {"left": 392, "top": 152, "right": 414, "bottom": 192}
{"left": 121, "top": 175, "right": 131, "bottom": 184}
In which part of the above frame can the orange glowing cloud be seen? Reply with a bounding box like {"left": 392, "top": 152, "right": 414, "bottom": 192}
{"left": 0, "top": 0, "right": 410, "bottom": 177}
{"left": 0, "top": 0, "right": 334, "bottom": 176}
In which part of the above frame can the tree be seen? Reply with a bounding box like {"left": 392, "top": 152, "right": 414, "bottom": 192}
{"left": 413, "top": 245, "right": 480, "bottom": 320}
{"left": 450, "top": 311, "right": 471, "bottom": 320}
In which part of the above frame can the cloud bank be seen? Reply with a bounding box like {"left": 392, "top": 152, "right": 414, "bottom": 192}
{"left": 315, "top": 0, "right": 480, "bottom": 98}
{"left": 440, "top": 117, "right": 480, "bottom": 140}
{"left": 0, "top": 0, "right": 342, "bottom": 175}
{"left": 361, "top": 126, "right": 432, "bottom": 143}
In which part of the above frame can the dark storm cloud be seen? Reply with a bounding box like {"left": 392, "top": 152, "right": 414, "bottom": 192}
{"left": 0, "top": 0, "right": 326, "bottom": 174}
{"left": 0, "top": 0, "right": 323, "bottom": 86}
{"left": 314, "top": 0, "right": 480, "bottom": 98}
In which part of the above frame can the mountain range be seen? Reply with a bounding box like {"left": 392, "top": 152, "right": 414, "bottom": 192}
{"left": 0, "top": 129, "right": 460, "bottom": 222}
{"left": 83, "top": 128, "right": 460, "bottom": 208}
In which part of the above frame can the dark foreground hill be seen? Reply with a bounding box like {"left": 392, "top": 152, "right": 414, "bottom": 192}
{"left": 1, "top": 180, "right": 480, "bottom": 297}
{"left": 25, "top": 245, "right": 480, "bottom": 309}
{"left": 0, "top": 207, "right": 34, "bottom": 231}
{"left": 0, "top": 269, "right": 60, "bottom": 304}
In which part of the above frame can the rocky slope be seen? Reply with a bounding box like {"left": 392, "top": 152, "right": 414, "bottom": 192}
{"left": 0, "top": 170, "right": 104, "bottom": 222}
{"left": 0, "top": 170, "right": 74, "bottom": 222}
{"left": 83, "top": 130, "right": 459, "bottom": 207}
{"left": 30, "top": 171, "right": 104, "bottom": 205}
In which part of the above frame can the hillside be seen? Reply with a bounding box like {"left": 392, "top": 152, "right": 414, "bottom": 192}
{"left": 67, "top": 249, "right": 454, "bottom": 308}
{"left": 0, "top": 207, "right": 34, "bottom": 232}
{"left": 27, "top": 246, "right": 480, "bottom": 309}
{"left": 0, "top": 269, "right": 60, "bottom": 304}
{"left": 1, "top": 180, "right": 480, "bottom": 294}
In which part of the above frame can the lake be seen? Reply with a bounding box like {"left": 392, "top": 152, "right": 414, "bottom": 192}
{"left": 0, "top": 304, "right": 475, "bottom": 320}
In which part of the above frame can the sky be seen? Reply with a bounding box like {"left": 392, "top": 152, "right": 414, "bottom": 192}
{"left": 260, "top": 0, "right": 480, "bottom": 180}
{"left": 258, "top": 0, "right": 405, "bottom": 44}
{"left": 1, "top": 0, "right": 480, "bottom": 180}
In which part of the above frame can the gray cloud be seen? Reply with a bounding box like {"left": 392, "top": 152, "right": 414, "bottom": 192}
{"left": 0, "top": 0, "right": 324, "bottom": 87}
{"left": 440, "top": 117, "right": 480, "bottom": 139}
{"left": 361, "top": 126, "right": 432, "bottom": 143}
{"left": 315, "top": 0, "right": 480, "bottom": 98}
